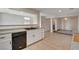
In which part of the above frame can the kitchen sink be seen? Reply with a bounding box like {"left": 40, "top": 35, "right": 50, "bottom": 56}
{"left": 25, "top": 27, "right": 38, "bottom": 30}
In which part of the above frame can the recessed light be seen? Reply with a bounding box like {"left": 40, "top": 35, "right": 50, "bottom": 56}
{"left": 58, "top": 10, "right": 62, "bottom": 12}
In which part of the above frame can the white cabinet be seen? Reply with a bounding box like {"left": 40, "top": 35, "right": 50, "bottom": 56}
{"left": 0, "top": 34, "right": 12, "bottom": 50}
{"left": 27, "top": 29, "right": 44, "bottom": 46}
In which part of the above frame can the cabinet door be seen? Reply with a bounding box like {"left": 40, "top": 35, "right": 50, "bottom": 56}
{"left": 0, "top": 34, "right": 12, "bottom": 50}
{"left": 27, "top": 29, "right": 44, "bottom": 46}
{"left": 27, "top": 30, "right": 36, "bottom": 45}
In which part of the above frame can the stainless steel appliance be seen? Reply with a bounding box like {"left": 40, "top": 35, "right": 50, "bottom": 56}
{"left": 12, "top": 31, "right": 26, "bottom": 50}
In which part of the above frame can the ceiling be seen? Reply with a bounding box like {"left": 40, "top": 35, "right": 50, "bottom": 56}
{"left": 35, "top": 8, "right": 79, "bottom": 17}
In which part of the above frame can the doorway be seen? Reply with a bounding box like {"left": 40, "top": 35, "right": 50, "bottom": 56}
{"left": 53, "top": 17, "right": 74, "bottom": 35}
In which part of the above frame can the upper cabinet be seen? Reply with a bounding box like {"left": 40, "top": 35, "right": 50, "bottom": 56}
{"left": 0, "top": 8, "right": 38, "bottom": 25}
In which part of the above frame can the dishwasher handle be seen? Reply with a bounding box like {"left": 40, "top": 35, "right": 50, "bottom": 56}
{"left": 0, "top": 37, "right": 5, "bottom": 39}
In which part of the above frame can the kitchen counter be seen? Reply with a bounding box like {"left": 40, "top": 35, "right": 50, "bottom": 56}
{"left": 0, "top": 29, "right": 26, "bottom": 35}
{"left": 0, "top": 27, "right": 40, "bottom": 35}
{"left": 0, "top": 24, "right": 38, "bottom": 30}
{"left": 0, "top": 24, "right": 39, "bottom": 35}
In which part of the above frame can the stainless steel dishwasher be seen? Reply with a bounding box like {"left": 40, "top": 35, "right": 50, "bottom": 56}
{"left": 12, "top": 31, "right": 26, "bottom": 50}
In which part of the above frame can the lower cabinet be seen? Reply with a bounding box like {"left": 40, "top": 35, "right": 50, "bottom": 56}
{"left": 27, "top": 29, "right": 44, "bottom": 46}
{"left": 0, "top": 29, "right": 44, "bottom": 50}
{"left": 0, "top": 34, "right": 12, "bottom": 50}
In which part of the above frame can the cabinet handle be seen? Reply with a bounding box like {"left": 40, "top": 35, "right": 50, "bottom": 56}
{"left": 0, "top": 37, "right": 5, "bottom": 39}
{"left": 10, "top": 41, "right": 12, "bottom": 45}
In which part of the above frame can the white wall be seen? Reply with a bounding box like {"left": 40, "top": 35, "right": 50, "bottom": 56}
{"left": 0, "top": 8, "right": 40, "bottom": 30}
{"left": 0, "top": 13, "right": 25, "bottom": 25}
{"left": 0, "top": 13, "right": 38, "bottom": 25}
{"left": 10, "top": 8, "right": 39, "bottom": 26}
{"left": 0, "top": 13, "right": 38, "bottom": 30}
{"left": 78, "top": 16, "right": 79, "bottom": 32}
{"left": 41, "top": 16, "right": 50, "bottom": 32}
{"left": 54, "top": 19, "right": 58, "bottom": 31}
{"left": 59, "top": 18, "right": 72, "bottom": 30}
{"left": 65, "top": 18, "right": 72, "bottom": 30}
